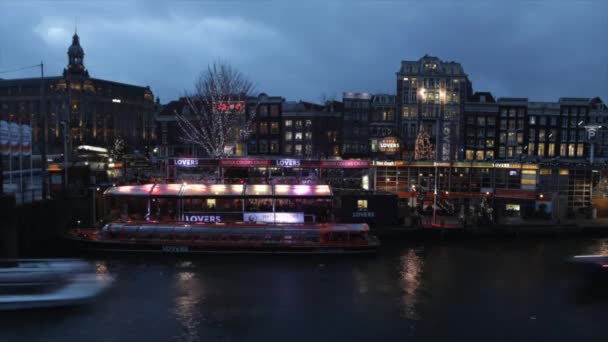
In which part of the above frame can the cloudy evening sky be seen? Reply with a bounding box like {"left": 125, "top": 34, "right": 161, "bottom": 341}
{"left": 0, "top": 0, "right": 606, "bottom": 104}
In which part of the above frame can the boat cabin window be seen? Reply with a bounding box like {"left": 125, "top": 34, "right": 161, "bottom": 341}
{"left": 106, "top": 196, "right": 148, "bottom": 222}
{"left": 183, "top": 198, "right": 243, "bottom": 212}
{"left": 150, "top": 197, "right": 178, "bottom": 221}
{"left": 246, "top": 198, "right": 273, "bottom": 212}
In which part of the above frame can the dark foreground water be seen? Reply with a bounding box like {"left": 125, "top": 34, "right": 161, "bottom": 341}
{"left": 2, "top": 238, "right": 608, "bottom": 342}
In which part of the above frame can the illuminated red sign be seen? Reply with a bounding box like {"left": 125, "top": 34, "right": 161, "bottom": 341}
{"left": 320, "top": 160, "right": 370, "bottom": 168}
{"left": 216, "top": 102, "right": 244, "bottom": 112}
{"left": 219, "top": 159, "right": 271, "bottom": 167}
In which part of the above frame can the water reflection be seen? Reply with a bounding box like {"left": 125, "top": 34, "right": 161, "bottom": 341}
{"left": 172, "top": 270, "right": 204, "bottom": 342}
{"left": 399, "top": 248, "right": 423, "bottom": 320}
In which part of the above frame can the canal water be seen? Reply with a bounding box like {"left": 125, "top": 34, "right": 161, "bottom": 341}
{"left": 1, "top": 238, "right": 607, "bottom": 342}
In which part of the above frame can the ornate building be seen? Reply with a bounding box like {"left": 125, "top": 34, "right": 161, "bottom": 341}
{"left": 0, "top": 32, "right": 157, "bottom": 155}
{"left": 396, "top": 55, "right": 473, "bottom": 161}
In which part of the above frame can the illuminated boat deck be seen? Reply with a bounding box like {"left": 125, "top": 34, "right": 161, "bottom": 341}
{"left": 105, "top": 184, "right": 333, "bottom": 198}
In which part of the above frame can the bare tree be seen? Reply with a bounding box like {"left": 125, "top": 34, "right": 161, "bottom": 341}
{"left": 175, "top": 62, "right": 254, "bottom": 158}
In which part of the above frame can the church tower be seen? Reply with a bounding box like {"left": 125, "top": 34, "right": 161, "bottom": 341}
{"left": 63, "top": 30, "right": 89, "bottom": 79}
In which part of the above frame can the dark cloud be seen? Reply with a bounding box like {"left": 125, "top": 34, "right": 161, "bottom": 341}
{"left": 0, "top": 0, "right": 606, "bottom": 103}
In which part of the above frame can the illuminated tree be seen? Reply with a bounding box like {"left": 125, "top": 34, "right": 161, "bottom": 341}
{"left": 110, "top": 135, "right": 126, "bottom": 161}
{"left": 414, "top": 126, "right": 434, "bottom": 160}
{"left": 175, "top": 62, "right": 254, "bottom": 158}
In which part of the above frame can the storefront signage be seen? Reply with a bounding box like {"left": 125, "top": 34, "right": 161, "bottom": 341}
{"left": 353, "top": 211, "right": 375, "bottom": 218}
{"left": 244, "top": 212, "right": 304, "bottom": 223}
{"left": 494, "top": 163, "right": 522, "bottom": 169}
{"left": 320, "top": 160, "right": 370, "bottom": 169}
{"left": 183, "top": 214, "right": 223, "bottom": 223}
{"left": 441, "top": 121, "right": 451, "bottom": 161}
{"left": 219, "top": 159, "right": 271, "bottom": 167}
{"left": 378, "top": 137, "right": 400, "bottom": 154}
{"left": 373, "top": 160, "right": 406, "bottom": 166}
{"left": 175, "top": 158, "right": 199, "bottom": 168}
{"left": 276, "top": 159, "right": 301, "bottom": 167}
{"left": 433, "top": 162, "right": 451, "bottom": 167}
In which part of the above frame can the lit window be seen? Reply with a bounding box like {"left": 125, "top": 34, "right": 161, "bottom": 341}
{"left": 357, "top": 199, "right": 368, "bottom": 211}
{"left": 538, "top": 144, "right": 545, "bottom": 156}
{"left": 577, "top": 143, "right": 584, "bottom": 157}
{"left": 206, "top": 199, "right": 216, "bottom": 208}
{"left": 285, "top": 120, "right": 292, "bottom": 127}
{"left": 559, "top": 169, "right": 569, "bottom": 175}
{"left": 285, "top": 132, "right": 292, "bottom": 141}
{"left": 270, "top": 122, "right": 279, "bottom": 134}
{"left": 295, "top": 144, "right": 302, "bottom": 155}
{"left": 295, "top": 132, "right": 303, "bottom": 140}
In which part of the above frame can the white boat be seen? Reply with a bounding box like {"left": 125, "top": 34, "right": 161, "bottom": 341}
{"left": 0, "top": 259, "right": 113, "bottom": 310}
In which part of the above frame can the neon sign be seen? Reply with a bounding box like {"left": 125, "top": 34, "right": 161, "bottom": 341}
{"left": 378, "top": 137, "right": 400, "bottom": 154}
{"left": 276, "top": 159, "right": 301, "bottom": 167}
{"left": 183, "top": 214, "right": 222, "bottom": 223}
{"left": 216, "top": 102, "right": 244, "bottom": 112}
{"left": 175, "top": 158, "right": 199, "bottom": 168}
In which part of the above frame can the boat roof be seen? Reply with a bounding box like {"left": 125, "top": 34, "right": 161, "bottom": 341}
{"left": 104, "top": 184, "right": 333, "bottom": 198}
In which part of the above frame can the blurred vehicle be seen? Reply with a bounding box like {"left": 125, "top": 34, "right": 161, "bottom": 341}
{"left": 568, "top": 254, "right": 608, "bottom": 274}
{"left": 0, "top": 259, "right": 113, "bottom": 310}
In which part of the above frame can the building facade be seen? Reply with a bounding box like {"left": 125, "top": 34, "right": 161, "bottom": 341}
{"left": 0, "top": 33, "right": 157, "bottom": 155}
{"left": 369, "top": 94, "right": 398, "bottom": 159}
{"left": 281, "top": 101, "right": 342, "bottom": 158}
{"left": 396, "top": 55, "right": 473, "bottom": 161}
{"left": 463, "top": 96, "right": 607, "bottom": 162}
{"left": 342, "top": 92, "right": 371, "bottom": 158}
{"left": 246, "top": 93, "right": 283, "bottom": 156}
{"left": 462, "top": 92, "right": 498, "bottom": 161}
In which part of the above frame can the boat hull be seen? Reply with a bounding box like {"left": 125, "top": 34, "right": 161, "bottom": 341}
{"left": 67, "top": 236, "right": 380, "bottom": 255}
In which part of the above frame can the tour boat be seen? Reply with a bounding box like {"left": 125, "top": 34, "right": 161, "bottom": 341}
{"left": 0, "top": 259, "right": 113, "bottom": 310}
{"left": 66, "top": 183, "right": 380, "bottom": 254}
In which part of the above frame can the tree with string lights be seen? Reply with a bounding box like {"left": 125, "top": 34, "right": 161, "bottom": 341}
{"left": 175, "top": 62, "right": 254, "bottom": 158}
{"left": 414, "top": 126, "right": 434, "bottom": 160}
